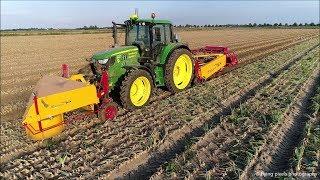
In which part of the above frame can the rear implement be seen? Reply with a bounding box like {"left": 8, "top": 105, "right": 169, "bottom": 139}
{"left": 193, "top": 46, "right": 238, "bottom": 82}
{"left": 22, "top": 65, "right": 118, "bottom": 140}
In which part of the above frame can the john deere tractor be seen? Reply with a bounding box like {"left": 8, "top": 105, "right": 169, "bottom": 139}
{"left": 22, "top": 13, "right": 238, "bottom": 140}
{"left": 80, "top": 13, "right": 194, "bottom": 110}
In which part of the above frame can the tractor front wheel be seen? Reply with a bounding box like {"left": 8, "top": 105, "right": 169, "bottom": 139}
{"left": 78, "top": 64, "right": 94, "bottom": 81}
{"left": 120, "top": 70, "right": 153, "bottom": 110}
{"left": 165, "top": 48, "right": 194, "bottom": 93}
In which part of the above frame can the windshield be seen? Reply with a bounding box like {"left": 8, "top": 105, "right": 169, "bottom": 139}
{"left": 126, "top": 24, "right": 150, "bottom": 46}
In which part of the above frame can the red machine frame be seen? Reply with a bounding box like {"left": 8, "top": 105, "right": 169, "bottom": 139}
{"left": 192, "top": 46, "right": 238, "bottom": 81}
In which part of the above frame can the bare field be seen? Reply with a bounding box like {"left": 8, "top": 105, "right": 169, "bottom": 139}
{"left": 0, "top": 28, "right": 319, "bottom": 179}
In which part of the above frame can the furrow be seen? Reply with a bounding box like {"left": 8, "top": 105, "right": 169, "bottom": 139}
{"left": 0, "top": 38, "right": 316, "bottom": 169}
{"left": 100, "top": 43, "right": 319, "bottom": 179}
{"left": 242, "top": 65, "right": 320, "bottom": 179}
{"left": 150, "top": 45, "right": 319, "bottom": 180}
{"left": 0, "top": 37, "right": 318, "bottom": 178}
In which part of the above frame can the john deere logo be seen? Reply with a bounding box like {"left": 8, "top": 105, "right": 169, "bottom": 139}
{"left": 122, "top": 54, "right": 128, "bottom": 60}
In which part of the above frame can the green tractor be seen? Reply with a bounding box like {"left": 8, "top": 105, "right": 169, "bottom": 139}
{"left": 80, "top": 13, "right": 194, "bottom": 110}
{"left": 22, "top": 13, "right": 239, "bottom": 140}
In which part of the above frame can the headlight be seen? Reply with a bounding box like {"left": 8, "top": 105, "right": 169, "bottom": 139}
{"left": 98, "top": 58, "right": 109, "bottom": 64}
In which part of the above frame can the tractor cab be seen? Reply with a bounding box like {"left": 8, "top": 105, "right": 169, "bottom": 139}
{"left": 113, "top": 13, "right": 176, "bottom": 62}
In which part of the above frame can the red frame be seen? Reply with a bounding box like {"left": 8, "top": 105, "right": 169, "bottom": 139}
{"left": 192, "top": 45, "right": 238, "bottom": 81}
{"left": 192, "top": 45, "right": 238, "bottom": 66}
{"left": 61, "top": 64, "right": 70, "bottom": 78}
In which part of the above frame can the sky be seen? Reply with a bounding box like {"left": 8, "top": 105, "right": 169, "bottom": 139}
{"left": 1, "top": 1, "right": 319, "bottom": 29}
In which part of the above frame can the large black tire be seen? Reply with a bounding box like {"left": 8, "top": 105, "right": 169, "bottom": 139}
{"left": 165, "top": 48, "right": 194, "bottom": 93}
{"left": 78, "top": 64, "right": 94, "bottom": 81}
{"left": 120, "top": 69, "right": 153, "bottom": 110}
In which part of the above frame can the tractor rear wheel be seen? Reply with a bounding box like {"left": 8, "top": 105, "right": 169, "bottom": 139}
{"left": 120, "top": 69, "right": 153, "bottom": 110}
{"left": 165, "top": 48, "right": 194, "bottom": 93}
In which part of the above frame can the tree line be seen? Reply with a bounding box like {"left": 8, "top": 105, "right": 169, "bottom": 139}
{"left": 2, "top": 22, "right": 319, "bottom": 31}
{"left": 72, "top": 22, "right": 320, "bottom": 29}
{"left": 175, "top": 22, "right": 319, "bottom": 28}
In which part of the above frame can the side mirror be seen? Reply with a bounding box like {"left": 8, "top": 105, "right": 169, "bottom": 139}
{"left": 174, "top": 34, "right": 179, "bottom": 42}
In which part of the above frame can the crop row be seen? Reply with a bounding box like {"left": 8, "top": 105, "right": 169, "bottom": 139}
{"left": 2, "top": 30, "right": 318, "bottom": 83}
{"left": 230, "top": 33, "right": 316, "bottom": 52}
{"left": 1, "top": 36, "right": 318, "bottom": 159}
{"left": 150, "top": 47, "right": 319, "bottom": 179}
{"left": 1, "top": 39, "right": 318, "bottom": 179}
{"left": 1, "top": 34, "right": 317, "bottom": 127}
{"left": 1, "top": 33, "right": 315, "bottom": 157}
{"left": 240, "top": 59, "right": 320, "bottom": 179}
{"left": 111, "top": 42, "right": 320, "bottom": 179}
{"left": 0, "top": 37, "right": 317, "bottom": 170}
{"left": 183, "top": 29, "right": 318, "bottom": 51}
{"left": 0, "top": 30, "right": 309, "bottom": 74}
{"left": 1, "top": 29, "right": 316, "bottom": 75}
{"left": 290, "top": 86, "right": 319, "bottom": 174}
{"left": 1, "top": 31, "right": 315, "bottom": 90}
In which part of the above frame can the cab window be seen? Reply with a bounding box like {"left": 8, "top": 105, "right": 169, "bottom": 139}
{"left": 152, "top": 25, "right": 165, "bottom": 44}
{"left": 126, "top": 24, "right": 150, "bottom": 46}
{"left": 164, "top": 24, "right": 172, "bottom": 43}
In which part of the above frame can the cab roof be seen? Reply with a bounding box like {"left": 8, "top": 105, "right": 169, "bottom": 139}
{"left": 136, "top": 18, "right": 172, "bottom": 24}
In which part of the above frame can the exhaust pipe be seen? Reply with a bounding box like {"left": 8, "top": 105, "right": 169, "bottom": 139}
{"left": 112, "top": 21, "right": 118, "bottom": 47}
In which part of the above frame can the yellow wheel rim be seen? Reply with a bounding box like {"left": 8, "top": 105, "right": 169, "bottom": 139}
{"left": 173, "top": 54, "right": 193, "bottom": 89}
{"left": 130, "top": 76, "right": 151, "bottom": 107}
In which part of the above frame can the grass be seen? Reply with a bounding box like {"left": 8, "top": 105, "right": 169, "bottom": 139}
{"left": 150, "top": 41, "right": 319, "bottom": 179}
{"left": 228, "top": 104, "right": 252, "bottom": 125}
{"left": 159, "top": 46, "right": 318, "bottom": 179}
{"left": 269, "top": 110, "right": 283, "bottom": 125}
{"left": 291, "top": 119, "right": 319, "bottom": 173}
{"left": 45, "top": 138, "right": 58, "bottom": 150}
{"left": 290, "top": 72, "right": 320, "bottom": 173}
{"left": 163, "top": 161, "right": 180, "bottom": 174}
{"left": 310, "top": 86, "right": 320, "bottom": 114}
{"left": 1, "top": 31, "right": 318, "bottom": 179}
{"left": 293, "top": 145, "right": 305, "bottom": 171}
{"left": 184, "top": 150, "right": 196, "bottom": 162}
{"left": 57, "top": 153, "right": 68, "bottom": 167}
{"left": 202, "top": 123, "right": 210, "bottom": 133}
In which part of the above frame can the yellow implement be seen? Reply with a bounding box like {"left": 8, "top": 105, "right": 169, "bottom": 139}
{"left": 195, "top": 54, "right": 227, "bottom": 80}
{"left": 192, "top": 46, "right": 238, "bottom": 81}
{"left": 22, "top": 75, "right": 99, "bottom": 140}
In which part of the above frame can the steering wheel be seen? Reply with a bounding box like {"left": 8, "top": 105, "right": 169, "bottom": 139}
{"left": 152, "top": 41, "right": 164, "bottom": 55}
{"left": 132, "top": 41, "right": 145, "bottom": 52}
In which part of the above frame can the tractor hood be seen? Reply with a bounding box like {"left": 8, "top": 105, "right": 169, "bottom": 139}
{"left": 92, "top": 46, "right": 138, "bottom": 60}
